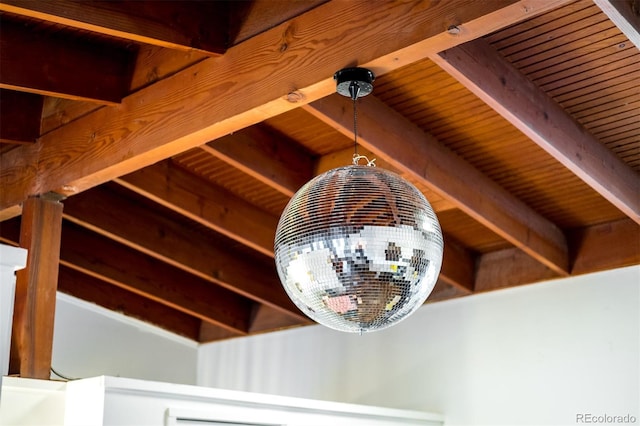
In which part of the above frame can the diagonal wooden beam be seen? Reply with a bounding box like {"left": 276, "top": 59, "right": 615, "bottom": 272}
{"left": 593, "top": 0, "right": 640, "bottom": 50}
{"left": 200, "top": 125, "right": 314, "bottom": 197}
{"left": 0, "top": 16, "right": 134, "bottom": 104}
{"left": 1, "top": 0, "right": 572, "bottom": 212}
{"left": 60, "top": 221, "right": 252, "bottom": 336}
{"left": 0, "top": 0, "right": 229, "bottom": 55}
{"left": 115, "top": 161, "right": 278, "bottom": 258}
{"left": 63, "top": 183, "right": 306, "bottom": 321}
{"left": 303, "top": 94, "right": 569, "bottom": 275}
{"left": 57, "top": 265, "right": 202, "bottom": 341}
{"left": 431, "top": 38, "right": 640, "bottom": 224}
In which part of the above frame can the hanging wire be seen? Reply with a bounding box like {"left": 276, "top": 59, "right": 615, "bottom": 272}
{"left": 349, "top": 81, "right": 376, "bottom": 167}
{"left": 51, "top": 366, "right": 79, "bottom": 381}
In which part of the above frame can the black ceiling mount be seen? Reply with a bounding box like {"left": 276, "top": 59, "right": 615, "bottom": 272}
{"left": 334, "top": 67, "right": 375, "bottom": 100}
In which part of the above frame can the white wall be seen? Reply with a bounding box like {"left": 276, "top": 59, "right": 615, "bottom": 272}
{"left": 197, "top": 266, "right": 640, "bottom": 426}
{"left": 51, "top": 293, "right": 198, "bottom": 385}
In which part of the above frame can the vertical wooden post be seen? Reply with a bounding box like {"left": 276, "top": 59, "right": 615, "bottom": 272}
{"left": 9, "top": 193, "right": 64, "bottom": 379}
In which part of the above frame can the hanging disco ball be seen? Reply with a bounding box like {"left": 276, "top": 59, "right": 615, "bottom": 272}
{"left": 274, "top": 164, "right": 443, "bottom": 333}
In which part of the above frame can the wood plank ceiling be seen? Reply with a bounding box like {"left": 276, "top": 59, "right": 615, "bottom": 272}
{"left": 0, "top": 0, "right": 638, "bottom": 343}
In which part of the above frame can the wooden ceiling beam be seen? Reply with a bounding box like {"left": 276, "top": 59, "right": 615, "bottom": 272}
{"left": 0, "top": 90, "right": 43, "bottom": 144}
{"left": 0, "top": 0, "right": 571, "bottom": 213}
{"left": 0, "top": 0, "right": 229, "bottom": 55}
{"left": 0, "top": 16, "right": 134, "bottom": 104}
{"left": 63, "top": 183, "right": 306, "bottom": 321}
{"left": 115, "top": 161, "right": 278, "bottom": 258}
{"left": 569, "top": 218, "right": 640, "bottom": 275}
{"left": 57, "top": 265, "right": 202, "bottom": 342}
{"left": 475, "top": 218, "right": 640, "bottom": 292}
{"left": 432, "top": 38, "right": 640, "bottom": 224}
{"left": 200, "top": 125, "right": 314, "bottom": 197}
{"left": 593, "top": 0, "right": 640, "bottom": 50}
{"left": 303, "top": 94, "right": 569, "bottom": 276}
{"left": 59, "top": 221, "right": 252, "bottom": 336}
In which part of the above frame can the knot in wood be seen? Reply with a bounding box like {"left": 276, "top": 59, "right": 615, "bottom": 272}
{"left": 286, "top": 91, "right": 305, "bottom": 103}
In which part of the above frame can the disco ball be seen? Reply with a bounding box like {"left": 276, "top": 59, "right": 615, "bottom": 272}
{"left": 274, "top": 165, "right": 443, "bottom": 333}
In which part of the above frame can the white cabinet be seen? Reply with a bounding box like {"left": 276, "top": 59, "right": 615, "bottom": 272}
{"left": 0, "top": 244, "right": 28, "bottom": 395}
{"left": 1, "top": 376, "right": 443, "bottom": 426}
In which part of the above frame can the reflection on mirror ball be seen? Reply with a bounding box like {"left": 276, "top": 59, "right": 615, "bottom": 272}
{"left": 274, "top": 165, "right": 443, "bottom": 333}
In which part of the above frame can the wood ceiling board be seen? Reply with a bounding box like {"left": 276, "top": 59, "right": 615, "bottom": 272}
{"left": 1, "top": 0, "right": 573, "bottom": 212}
{"left": 485, "top": 1, "right": 598, "bottom": 47}
{"left": 433, "top": 38, "right": 640, "bottom": 224}
{"left": 116, "top": 161, "right": 279, "bottom": 258}
{"left": 525, "top": 33, "right": 635, "bottom": 83}
{"left": 200, "top": 124, "right": 315, "bottom": 198}
{"left": 535, "top": 47, "right": 640, "bottom": 92}
{"left": 0, "top": 0, "right": 229, "bottom": 55}
{"left": 303, "top": 96, "right": 566, "bottom": 269}
{"left": 0, "top": 16, "right": 134, "bottom": 104}
{"left": 172, "top": 151, "right": 290, "bottom": 217}
{"left": 264, "top": 108, "right": 352, "bottom": 157}
{"left": 593, "top": 0, "right": 640, "bottom": 49}
{"left": 437, "top": 209, "right": 511, "bottom": 254}
{"left": 60, "top": 220, "right": 253, "bottom": 335}
{"left": 502, "top": 19, "right": 620, "bottom": 67}
{"left": 379, "top": 60, "right": 617, "bottom": 228}
{"left": 62, "top": 185, "right": 279, "bottom": 324}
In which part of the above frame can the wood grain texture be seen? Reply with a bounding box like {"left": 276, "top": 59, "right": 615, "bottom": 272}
{"left": 116, "top": 161, "right": 278, "bottom": 258}
{"left": 63, "top": 184, "right": 306, "bottom": 321}
{"left": 569, "top": 218, "right": 640, "bottom": 274}
{"left": 201, "top": 125, "right": 314, "bottom": 197}
{"left": 10, "top": 195, "right": 63, "bottom": 379}
{"left": 593, "top": 0, "right": 640, "bottom": 49}
{"left": 59, "top": 220, "right": 252, "bottom": 335}
{"left": 303, "top": 94, "right": 569, "bottom": 275}
{"left": 0, "top": 0, "right": 570, "bottom": 210}
{"left": 433, "top": 38, "right": 640, "bottom": 224}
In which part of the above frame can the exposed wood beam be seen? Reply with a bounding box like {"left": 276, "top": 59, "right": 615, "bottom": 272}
{"left": 115, "top": 161, "right": 278, "bottom": 258}
{"left": 200, "top": 125, "right": 314, "bottom": 197}
{"left": 0, "top": 0, "right": 571, "bottom": 213}
{"left": 593, "top": 0, "right": 640, "bottom": 50}
{"left": 57, "top": 265, "right": 202, "bottom": 341}
{"left": 59, "top": 221, "right": 252, "bottom": 336}
{"left": 199, "top": 323, "right": 245, "bottom": 343}
{"left": 248, "top": 304, "right": 307, "bottom": 336}
{"left": 0, "top": 0, "right": 229, "bottom": 55}
{"left": 432, "top": 38, "right": 640, "bottom": 224}
{"left": 475, "top": 247, "right": 559, "bottom": 292}
{"left": 569, "top": 218, "right": 640, "bottom": 275}
{"left": 303, "top": 94, "right": 569, "bottom": 276}
{"left": 0, "top": 90, "right": 43, "bottom": 144}
{"left": 0, "top": 16, "right": 134, "bottom": 104}
{"left": 63, "top": 183, "right": 306, "bottom": 321}
{"left": 9, "top": 194, "right": 63, "bottom": 379}
{"left": 476, "top": 218, "right": 640, "bottom": 291}
{"left": 426, "top": 280, "right": 470, "bottom": 303}
{"left": 440, "top": 239, "right": 476, "bottom": 294}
